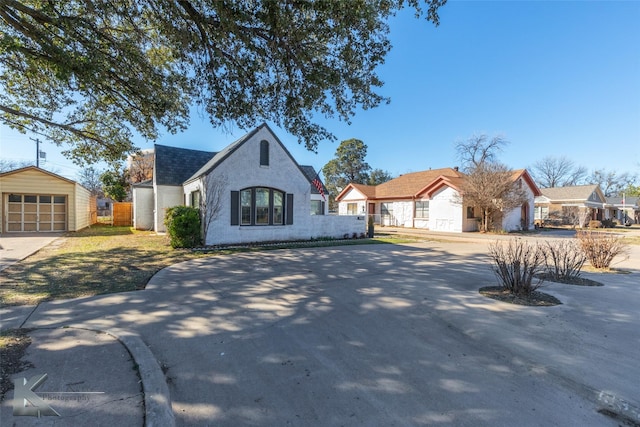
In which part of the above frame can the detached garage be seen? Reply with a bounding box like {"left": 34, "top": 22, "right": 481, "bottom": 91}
{"left": 0, "top": 166, "right": 93, "bottom": 233}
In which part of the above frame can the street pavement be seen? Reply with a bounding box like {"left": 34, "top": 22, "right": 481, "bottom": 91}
{"left": 1, "top": 232, "right": 639, "bottom": 426}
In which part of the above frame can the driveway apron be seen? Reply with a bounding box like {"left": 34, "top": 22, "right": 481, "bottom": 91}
{"left": 18, "top": 241, "right": 639, "bottom": 426}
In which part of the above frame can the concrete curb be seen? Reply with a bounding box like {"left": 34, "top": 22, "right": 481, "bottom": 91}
{"left": 105, "top": 328, "right": 175, "bottom": 427}
{"left": 597, "top": 391, "right": 640, "bottom": 425}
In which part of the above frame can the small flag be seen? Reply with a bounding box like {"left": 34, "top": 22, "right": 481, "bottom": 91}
{"left": 312, "top": 175, "right": 326, "bottom": 201}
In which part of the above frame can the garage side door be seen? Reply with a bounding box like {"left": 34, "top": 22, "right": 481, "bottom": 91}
{"left": 6, "top": 194, "right": 67, "bottom": 232}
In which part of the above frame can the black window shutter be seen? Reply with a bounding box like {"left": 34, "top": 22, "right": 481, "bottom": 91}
{"left": 286, "top": 193, "right": 294, "bottom": 225}
{"left": 230, "top": 191, "right": 239, "bottom": 225}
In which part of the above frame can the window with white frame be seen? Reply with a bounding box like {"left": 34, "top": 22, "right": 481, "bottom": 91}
{"left": 381, "top": 202, "right": 393, "bottom": 217}
{"left": 347, "top": 203, "right": 358, "bottom": 215}
{"left": 311, "top": 200, "right": 324, "bottom": 215}
{"left": 415, "top": 201, "right": 429, "bottom": 218}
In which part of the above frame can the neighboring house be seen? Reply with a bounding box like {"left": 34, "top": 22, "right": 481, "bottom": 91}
{"left": 335, "top": 168, "right": 539, "bottom": 232}
{"left": 604, "top": 195, "right": 639, "bottom": 225}
{"left": 133, "top": 123, "right": 360, "bottom": 245}
{"left": 534, "top": 184, "right": 606, "bottom": 227}
{"left": 96, "top": 196, "right": 113, "bottom": 217}
{"left": 0, "top": 166, "right": 93, "bottom": 233}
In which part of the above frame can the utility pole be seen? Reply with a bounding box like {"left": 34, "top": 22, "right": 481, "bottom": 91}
{"left": 30, "top": 137, "right": 41, "bottom": 167}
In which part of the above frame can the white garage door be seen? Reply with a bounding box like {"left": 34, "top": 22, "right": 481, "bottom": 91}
{"left": 6, "top": 194, "right": 67, "bottom": 232}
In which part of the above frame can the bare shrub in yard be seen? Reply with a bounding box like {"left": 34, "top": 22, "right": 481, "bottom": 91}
{"left": 543, "top": 239, "right": 586, "bottom": 282}
{"left": 488, "top": 239, "right": 546, "bottom": 296}
{"left": 576, "top": 230, "right": 629, "bottom": 270}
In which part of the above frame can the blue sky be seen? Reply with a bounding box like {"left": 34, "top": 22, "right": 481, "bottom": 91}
{"left": 1, "top": 1, "right": 639, "bottom": 181}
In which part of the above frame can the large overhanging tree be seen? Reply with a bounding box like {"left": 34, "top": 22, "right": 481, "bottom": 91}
{"left": 0, "top": 0, "right": 445, "bottom": 165}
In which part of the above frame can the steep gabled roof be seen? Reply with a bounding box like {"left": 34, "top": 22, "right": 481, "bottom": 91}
{"left": 417, "top": 174, "right": 466, "bottom": 198}
{"left": 539, "top": 184, "right": 602, "bottom": 202}
{"left": 184, "top": 123, "right": 313, "bottom": 185}
{"left": 511, "top": 169, "right": 542, "bottom": 197}
{"left": 335, "top": 183, "right": 377, "bottom": 201}
{"left": 154, "top": 144, "right": 215, "bottom": 186}
{"left": 185, "top": 126, "right": 261, "bottom": 183}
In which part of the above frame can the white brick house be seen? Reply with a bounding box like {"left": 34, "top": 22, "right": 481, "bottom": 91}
{"left": 133, "top": 124, "right": 363, "bottom": 245}
{"left": 336, "top": 168, "right": 540, "bottom": 232}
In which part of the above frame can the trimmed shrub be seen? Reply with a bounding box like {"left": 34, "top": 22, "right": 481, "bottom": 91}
{"left": 164, "top": 206, "right": 201, "bottom": 248}
{"left": 543, "top": 239, "right": 586, "bottom": 282}
{"left": 488, "top": 239, "right": 546, "bottom": 296}
{"left": 576, "top": 230, "right": 629, "bottom": 270}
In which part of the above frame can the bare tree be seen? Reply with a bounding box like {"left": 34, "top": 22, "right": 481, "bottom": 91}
{"left": 461, "top": 162, "right": 529, "bottom": 232}
{"left": 530, "top": 156, "right": 587, "bottom": 188}
{"left": 200, "top": 174, "right": 228, "bottom": 243}
{"left": 0, "top": 159, "right": 33, "bottom": 172}
{"left": 455, "top": 134, "right": 508, "bottom": 171}
{"left": 589, "top": 169, "right": 636, "bottom": 197}
{"left": 128, "top": 151, "right": 154, "bottom": 184}
{"left": 77, "top": 166, "right": 104, "bottom": 196}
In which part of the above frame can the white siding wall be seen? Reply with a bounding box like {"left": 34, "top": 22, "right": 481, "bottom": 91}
{"left": 338, "top": 200, "right": 367, "bottom": 216}
{"left": 154, "top": 185, "right": 183, "bottom": 232}
{"left": 337, "top": 188, "right": 367, "bottom": 216}
{"left": 73, "top": 183, "right": 92, "bottom": 231}
{"left": 393, "top": 201, "right": 414, "bottom": 227}
{"left": 133, "top": 186, "right": 154, "bottom": 230}
{"left": 429, "top": 187, "right": 463, "bottom": 232}
{"left": 501, "top": 180, "right": 537, "bottom": 231}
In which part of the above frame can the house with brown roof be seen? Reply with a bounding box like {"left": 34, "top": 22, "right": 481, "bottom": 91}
{"left": 335, "top": 168, "right": 540, "bottom": 232}
{"left": 534, "top": 184, "right": 606, "bottom": 227}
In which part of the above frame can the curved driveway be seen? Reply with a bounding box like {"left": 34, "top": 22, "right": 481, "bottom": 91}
{"left": 20, "top": 238, "right": 640, "bottom": 426}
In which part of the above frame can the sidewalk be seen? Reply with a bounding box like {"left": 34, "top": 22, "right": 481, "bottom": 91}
{"left": 0, "top": 327, "right": 144, "bottom": 426}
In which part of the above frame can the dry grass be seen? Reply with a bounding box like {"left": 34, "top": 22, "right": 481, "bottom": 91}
{"left": 0, "top": 225, "right": 402, "bottom": 307}
{"left": 0, "top": 225, "right": 205, "bottom": 307}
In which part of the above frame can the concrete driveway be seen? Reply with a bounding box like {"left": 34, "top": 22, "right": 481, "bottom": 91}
{"left": 13, "top": 239, "right": 639, "bottom": 426}
{"left": 0, "top": 232, "right": 63, "bottom": 272}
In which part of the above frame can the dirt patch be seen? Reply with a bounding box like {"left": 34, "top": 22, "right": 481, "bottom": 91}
{"left": 536, "top": 273, "right": 604, "bottom": 287}
{"left": 0, "top": 328, "right": 33, "bottom": 401}
{"left": 479, "top": 286, "right": 562, "bottom": 306}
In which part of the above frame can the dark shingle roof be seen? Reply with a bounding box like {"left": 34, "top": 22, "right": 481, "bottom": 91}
{"left": 299, "top": 165, "right": 328, "bottom": 194}
{"left": 154, "top": 144, "right": 215, "bottom": 186}
{"left": 184, "top": 129, "right": 259, "bottom": 183}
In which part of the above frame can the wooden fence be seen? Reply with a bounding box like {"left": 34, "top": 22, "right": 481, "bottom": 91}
{"left": 112, "top": 202, "right": 133, "bottom": 226}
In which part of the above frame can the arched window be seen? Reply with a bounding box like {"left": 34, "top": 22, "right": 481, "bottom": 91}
{"left": 260, "top": 140, "right": 269, "bottom": 166}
